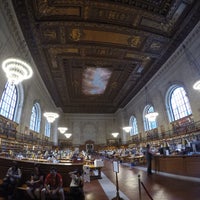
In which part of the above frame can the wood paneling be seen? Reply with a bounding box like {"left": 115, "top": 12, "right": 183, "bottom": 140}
{"left": 153, "top": 155, "right": 200, "bottom": 178}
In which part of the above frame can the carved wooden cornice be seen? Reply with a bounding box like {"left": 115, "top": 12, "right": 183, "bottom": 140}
{"left": 10, "top": 0, "right": 200, "bottom": 113}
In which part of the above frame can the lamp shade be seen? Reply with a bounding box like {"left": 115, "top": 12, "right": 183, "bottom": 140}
{"left": 193, "top": 80, "right": 200, "bottom": 90}
{"left": 145, "top": 112, "right": 158, "bottom": 121}
{"left": 2, "top": 58, "right": 33, "bottom": 84}
{"left": 123, "top": 126, "right": 132, "bottom": 132}
{"left": 144, "top": 87, "right": 159, "bottom": 122}
{"left": 64, "top": 133, "right": 72, "bottom": 138}
{"left": 58, "top": 127, "right": 68, "bottom": 134}
{"left": 112, "top": 132, "right": 119, "bottom": 138}
{"left": 44, "top": 112, "right": 59, "bottom": 123}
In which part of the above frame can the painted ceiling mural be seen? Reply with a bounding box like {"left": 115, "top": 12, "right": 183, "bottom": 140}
{"left": 82, "top": 68, "right": 112, "bottom": 95}
{"left": 10, "top": 0, "right": 200, "bottom": 113}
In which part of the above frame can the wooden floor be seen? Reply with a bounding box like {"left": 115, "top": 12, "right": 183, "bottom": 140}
{"left": 84, "top": 158, "right": 200, "bottom": 200}
{"left": 0, "top": 158, "right": 200, "bottom": 200}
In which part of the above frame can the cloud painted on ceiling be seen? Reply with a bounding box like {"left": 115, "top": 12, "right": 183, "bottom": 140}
{"left": 82, "top": 67, "right": 112, "bottom": 95}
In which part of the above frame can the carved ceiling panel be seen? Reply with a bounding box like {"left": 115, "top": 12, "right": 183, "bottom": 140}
{"left": 12, "top": 0, "right": 200, "bottom": 113}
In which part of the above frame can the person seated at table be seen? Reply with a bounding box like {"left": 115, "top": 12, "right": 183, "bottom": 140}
{"left": 26, "top": 163, "right": 44, "bottom": 199}
{"left": 47, "top": 154, "right": 59, "bottom": 163}
{"left": 0, "top": 161, "right": 22, "bottom": 199}
{"left": 41, "top": 167, "right": 65, "bottom": 200}
{"left": 69, "top": 169, "right": 84, "bottom": 199}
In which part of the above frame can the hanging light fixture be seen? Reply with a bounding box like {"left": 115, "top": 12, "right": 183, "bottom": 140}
{"left": 183, "top": 45, "right": 200, "bottom": 90}
{"left": 44, "top": 112, "right": 59, "bottom": 123}
{"left": 145, "top": 112, "right": 159, "bottom": 122}
{"left": 58, "top": 127, "right": 68, "bottom": 134}
{"left": 64, "top": 133, "right": 72, "bottom": 139}
{"left": 122, "top": 126, "right": 132, "bottom": 133}
{"left": 112, "top": 132, "right": 119, "bottom": 138}
{"left": 144, "top": 87, "right": 159, "bottom": 121}
{"left": 193, "top": 81, "right": 200, "bottom": 90}
{"left": 2, "top": 58, "right": 33, "bottom": 84}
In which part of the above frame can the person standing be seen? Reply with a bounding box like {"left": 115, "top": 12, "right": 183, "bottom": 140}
{"left": 146, "top": 144, "right": 153, "bottom": 175}
{"left": 41, "top": 167, "right": 65, "bottom": 200}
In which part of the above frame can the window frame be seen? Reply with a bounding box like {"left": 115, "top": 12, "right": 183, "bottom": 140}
{"left": 129, "top": 116, "right": 138, "bottom": 136}
{"left": 165, "top": 84, "right": 192, "bottom": 122}
{"left": 29, "top": 102, "right": 41, "bottom": 133}
{"left": 0, "top": 82, "right": 23, "bottom": 122}
{"left": 45, "top": 121, "right": 51, "bottom": 137}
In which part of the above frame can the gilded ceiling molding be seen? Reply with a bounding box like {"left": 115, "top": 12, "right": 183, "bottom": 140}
{"left": 35, "top": 1, "right": 81, "bottom": 18}
{"left": 127, "top": 36, "right": 142, "bottom": 48}
{"left": 70, "top": 28, "right": 82, "bottom": 41}
{"left": 39, "top": 21, "right": 150, "bottom": 37}
{"left": 10, "top": 0, "right": 199, "bottom": 113}
{"left": 48, "top": 45, "right": 141, "bottom": 66}
{"left": 88, "top": 0, "right": 171, "bottom": 16}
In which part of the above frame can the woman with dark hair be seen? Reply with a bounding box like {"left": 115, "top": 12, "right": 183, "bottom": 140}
{"left": 26, "top": 164, "right": 44, "bottom": 199}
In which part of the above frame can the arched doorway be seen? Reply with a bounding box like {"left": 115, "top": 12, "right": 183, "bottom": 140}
{"left": 85, "top": 140, "right": 95, "bottom": 154}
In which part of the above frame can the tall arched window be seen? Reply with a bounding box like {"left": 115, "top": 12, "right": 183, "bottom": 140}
{"left": 0, "top": 82, "right": 24, "bottom": 122}
{"left": 29, "top": 102, "right": 41, "bottom": 132}
{"left": 0, "top": 82, "right": 17, "bottom": 120}
{"left": 143, "top": 105, "right": 157, "bottom": 131}
{"left": 130, "top": 116, "right": 138, "bottom": 136}
{"left": 45, "top": 121, "right": 51, "bottom": 137}
{"left": 166, "top": 85, "right": 192, "bottom": 122}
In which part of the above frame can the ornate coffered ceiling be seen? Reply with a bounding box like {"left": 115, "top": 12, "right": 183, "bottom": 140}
{"left": 12, "top": 0, "right": 200, "bottom": 113}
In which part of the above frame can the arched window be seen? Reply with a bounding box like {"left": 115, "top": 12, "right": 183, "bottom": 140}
{"left": 29, "top": 103, "right": 41, "bottom": 132}
{"left": 45, "top": 121, "right": 51, "bottom": 137}
{"left": 0, "top": 82, "right": 24, "bottom": 122}
{"left": 130, "top": 116, "right": 138, "bottom": 136}
{"left": 166, "top": 85, "right": 192, "bottom": 122}
{"left": 0, "top": 82, "right": 17, "bottom": 120}
{"left": 143, "top": 105, "right": 157, "bottom": 131}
